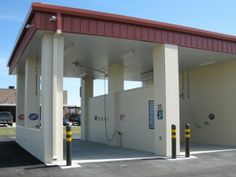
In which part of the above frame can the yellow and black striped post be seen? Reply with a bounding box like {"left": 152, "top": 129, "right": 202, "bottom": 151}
{"left": 171, "top": 124, "right": 176, "bottom": 159}
{"left": 66, "top": 125, "right": 72, "bottom": 166}
{"left": 185, "top": 124, "right": 190, "bottom": 157}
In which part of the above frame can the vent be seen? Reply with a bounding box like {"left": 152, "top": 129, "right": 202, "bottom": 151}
{"left": 140, "top": 70, "right": 153, "bottom": 81}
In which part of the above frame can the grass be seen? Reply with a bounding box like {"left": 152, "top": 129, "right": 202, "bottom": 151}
{"left": 63, "top": 126, "right": 80, "bottom": 134}
{"left": 0, "top": 127, "right": 16, "bottom": 136}
{"left": 0, "top": 126, "right": 80, "bottom": 136}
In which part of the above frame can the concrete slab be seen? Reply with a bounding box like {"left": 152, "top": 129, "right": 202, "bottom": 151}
{"left": 2, "top": 137, "right": 236, "bottom": 177}
{"left": 180, "top": 143, "right": 236, "bottom": 155}
{"left": 63, "top": 140, "right": 163, "bottom": 164}
{"left": 63, "top": 140, "right": 236, "bottom": 165}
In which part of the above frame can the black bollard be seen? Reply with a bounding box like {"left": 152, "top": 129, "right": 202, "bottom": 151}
{"left": 185, "top": 124, "right": 190, "bottom": 158}
{"left": 171, "top": 124, "right": 176, "bottom": 159}
{"left": 66, "top": 125, "right": 72, "bottom": 166}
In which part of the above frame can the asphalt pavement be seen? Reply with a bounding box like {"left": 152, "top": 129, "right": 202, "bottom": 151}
{"left": 1, "top": 136, "right": 236, "bottom": 177}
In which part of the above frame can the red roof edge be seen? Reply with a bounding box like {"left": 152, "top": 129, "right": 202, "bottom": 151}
{"left": 31, "top": 2, "right": 236, "bottom": 42}
{"left": 8, "top": 2, "right": 236, "bottom": 71}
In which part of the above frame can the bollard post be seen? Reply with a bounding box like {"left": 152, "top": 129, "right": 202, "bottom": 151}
{"left": 171, "top": 124, "right": 176, "bottom": 159}
{"left": 66, "top": 125, "right": 72, "bottom": 166}
{"left": 185, "top": 124, "right": 190, "bottom": 158}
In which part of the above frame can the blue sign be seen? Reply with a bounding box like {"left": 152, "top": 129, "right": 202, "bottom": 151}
{"left": 28, "top": 113, "right": 39, "bottom": 121}
{"left": 148, "top": 100, "right": 154, "bottom": 129}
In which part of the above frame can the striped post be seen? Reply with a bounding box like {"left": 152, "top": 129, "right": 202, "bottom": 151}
{"left": 66, "top": 126, "right": 72, "bottom": 166}
{"left": 185, "top": 124, "right": 190, "bottom": 157}
{"left": 171, "top": 124, "right": 176, "bottom": 159}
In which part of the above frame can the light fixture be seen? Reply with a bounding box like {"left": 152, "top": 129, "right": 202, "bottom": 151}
{"left": 49, "top": 15, "right": 57, "bottom": 22}
{"left": 72, "top": 61, "right": 106, "bottom": 74}
{"left": 25, "top": 24, "right": 34, "bottom": 29}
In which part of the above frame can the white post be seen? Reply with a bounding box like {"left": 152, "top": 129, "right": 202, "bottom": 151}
{"left": 52, "top": 34, "right": 64, "bottom": 161}
{"left": 107, "top": 64, "right": 123, "bottom": 146}
{"left": 24, "top": 58, "right": 40, "bottom": 128}
{"left": 153, "top": 44, "right": 180, "bottom": 156}
{"left": 41, "top": 34, "right": 53, "bottom": 163}
{"left": 108, "top": 65, "right": 124, "bottom": 94}
{"left": 41, "top": 33, "right": 64, "bottom": 163}
{"left": 16, "top": 73, "right": 25, "bottom": 127}
{"left": 81, "top": 77, "right": 93, "bottom": 140}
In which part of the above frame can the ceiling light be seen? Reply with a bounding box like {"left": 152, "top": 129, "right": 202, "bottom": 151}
{"left": 25, "top": 24, "right": 34, "bottom": 29}
{"left": 49, "top": 16, "right": 57, "bottom": 22}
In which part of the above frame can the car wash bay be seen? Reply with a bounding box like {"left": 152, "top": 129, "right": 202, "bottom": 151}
{"left": 62, "top": 34, "right": 236, "bottom": 162}
{"left": 8, "top": 3, "right": 236, "bottom": 164}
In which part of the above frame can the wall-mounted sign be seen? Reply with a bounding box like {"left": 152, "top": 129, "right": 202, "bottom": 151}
{"left": 148, "top": 100, "right": 154, "bottom": 129}
{"left": 157, "top": 104, "right": 163, "bottom": 120}
{"left": 120, "top": 114, "right": 126, "bottom": 121}
{"left": 28, "top": 113, "right": 39, "bottom": 121}
{"left": 18, "top": 114, "right": 24, "bottom": 120}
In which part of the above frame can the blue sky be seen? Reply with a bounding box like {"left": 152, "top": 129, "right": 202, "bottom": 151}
{"left": 1, "top": 0, "right": 236, "bottom": 106}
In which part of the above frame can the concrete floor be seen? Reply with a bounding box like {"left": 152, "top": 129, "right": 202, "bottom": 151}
{"left": 2, "top": 136, "right": 236, "bottom": 177}
{"left": 64, "top": 140, "right": 160, "bottom": 163}
{"left": 63, "top": 140, "right": 236, "bottom": 164}
{"left": 180, "top": 143, "right": 236, "bottom": 155}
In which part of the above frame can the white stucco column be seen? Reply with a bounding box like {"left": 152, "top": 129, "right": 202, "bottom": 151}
{"left": 52, "top": 34, "right": 64, "bottom": 161}
{"left": 153, "top": 44, "right": 180, "bottom": 157}
{"left": 108, "top": 65, "right": 124, "bottom": 93}
{"left": 24, "top": 58, "right": 40, "bottom": 128}
{"left": 41, "top": 33, "right": 64, "bottom": 163}
{"left": 107, "top": 64, "right": 123, "bottom": 146}
{"left": 16, "top": 73, "right": 25, "bottom": 127}
{"left": 81, "top": 77, "right": 93, "bottom": 140}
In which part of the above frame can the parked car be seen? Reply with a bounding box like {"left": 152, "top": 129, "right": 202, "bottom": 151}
{"left": 0, "top": 112, "right": 13, "bottom": 126}
{"left": 72, "top": 115, "right": 81, "bottom": 126}
{"left": 63, "top": 118, "right": 72, "bottom": 126}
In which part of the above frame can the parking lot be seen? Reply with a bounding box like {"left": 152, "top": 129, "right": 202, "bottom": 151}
{"left": 1, "top": 129, "right": 236, "bottom": 177}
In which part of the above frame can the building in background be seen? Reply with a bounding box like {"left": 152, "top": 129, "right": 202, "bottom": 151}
{"left": 0, "top": 87, "right": 70, "bottom": 121}
{"left": 0, "top": 86, "right": 16, "bottom": 121}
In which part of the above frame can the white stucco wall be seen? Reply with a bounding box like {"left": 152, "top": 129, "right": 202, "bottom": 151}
{"left": 16, "top": 126, "right": 44, "bottom": 162}
{"left": 180, "top": 60, "right": 236, "bottom": 146}
{"left": 88, "top": 95, "right": 109, "bottom": 144}
{"left": 87, "top": 59, "right": 236, "bottom": 152}
{"left": 88, "top": 86, "right": 155, "bottom": 152}
{"left": 119, "top": 86, "right": 154, "bottom": 152}
{"left": 88, "top": 95, "right": 105, "bottom": 143}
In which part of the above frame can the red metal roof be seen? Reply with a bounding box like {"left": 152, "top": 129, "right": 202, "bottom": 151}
{"left": 8, "top": 3, "right": 236, "bottom": 73}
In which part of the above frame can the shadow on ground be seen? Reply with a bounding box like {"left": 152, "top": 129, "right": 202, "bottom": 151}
{"left": 0, "top": 141, "right": 42, "bottom": 168}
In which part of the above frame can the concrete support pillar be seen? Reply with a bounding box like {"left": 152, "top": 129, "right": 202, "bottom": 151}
{"left": 24, "top": 58, "right": 40, "bottom": 128}
{"left": 107, "top": 65, "right": 123, "bottom": 146}
{"left": 16, "top": 73, "right": 25, "bottom": 126}
{"left": 41, "top": 33, "right": 64, "bottom": 163}
{"left": 81, "top": 77, "right": 93, "bottom": 140}
{"left": 52, "top": 34, "right": 64, "bottom": 161}
{"left": 153, "top": 44, "right": 180, "bottom": 157}
{"left": 108, "top": 65, "right": 124, "bottom": 93}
